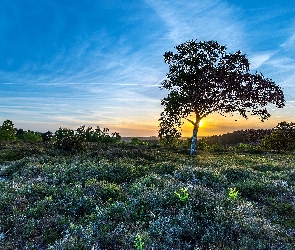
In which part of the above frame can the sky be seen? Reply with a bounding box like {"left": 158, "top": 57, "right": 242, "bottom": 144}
{"left": 1, "top": 0, "right": 295, "bottom": 137}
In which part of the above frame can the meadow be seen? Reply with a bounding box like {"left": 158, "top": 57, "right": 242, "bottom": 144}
{"left": 0, "top": 141, "right": 294, "bottom": 249}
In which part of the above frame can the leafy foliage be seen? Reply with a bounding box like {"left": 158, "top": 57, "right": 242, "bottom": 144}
{"left": 262, "top": 121, "right": 295, "bottom": 151}
{"left": 41, "top": 131, "right": 53, "bottom": 142}
{"left": 54, "top": 127, "right": 75, "bottom": 141}
{"left": 75, "top": 125, "right": 121, "bottom": 143}
{"left": 54, "top": 125, "right": 121, "bottom": 153}
{"left": 200, "top": 128, "right": 272, "bottom": 147}
{"left": 228, "top": 187, "right": 239, "bottom": 200}
{"left": 130, "top": 137, "right": 151, "bottom": 146}
{"left": 174, "top": 187, "right": 189, "bottom": 202}
{"left": 134, "top": 234, "right": 145, "bottom": 250}
{"left": 0, "top": 141, "right": 54, "bottom": 163}
{"left": 0, "top": 120, "right": 17, "bottom": 141}
{"left": 159, "top": 40, "right": 285, "bottom": 154}
{"left": 55, "top": 133, "right": 88, "bottom": 153}
{"left": 17, "top": 131, "right": 42, "bottom": 142}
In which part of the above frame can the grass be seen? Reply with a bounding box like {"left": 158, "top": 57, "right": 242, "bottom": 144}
{"left": 0, "top": 141, "right": 295, "bottom": 249}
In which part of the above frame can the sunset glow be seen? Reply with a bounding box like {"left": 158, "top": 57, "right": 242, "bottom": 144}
{"left": 199, "top": 120, "right": 203, "bottom": 127}
{"left": 0, "top": 1, "right": 294, "bottom": 136}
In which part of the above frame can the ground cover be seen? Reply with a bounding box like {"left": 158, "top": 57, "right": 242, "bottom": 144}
{"left": 0, "top": 142, "right": 294, "bottom": 249}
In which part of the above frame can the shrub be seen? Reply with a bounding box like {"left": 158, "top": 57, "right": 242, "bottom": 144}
{"left": 262, "top": 121, "right": 295, "bottom": 151}
{"left": 76, "top": 125, "right": 121, "bottom": 143}
{"left": 41, "top": 131, "right": 53, "bottom": 142}
{"left": 130, "top": 137, "right": 150, "bottom": 146}
{"left": 234, "top": 143, "right": 262, "bottom": 153}
{"left": 0, "top": 120, "right": 16, "bottom": 141}
{"left": 54, "top": 128, "right": 75, "bottom": 141}
{"left": 84, "top": 179, "right": 125, "bottom": 202}
{"left": 54, "top": 134, "right": 87, "bottom": 153}
{"left": 208, "top": 143, "right": 224, "bottom": 153}
{"left": 20, "top": 131, "right": 42, "bottom": 142}
{"left": 197, "top": 141, "right": 209, "bottom": 150}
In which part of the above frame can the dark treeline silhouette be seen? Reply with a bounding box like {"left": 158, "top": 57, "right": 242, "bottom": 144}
{"left": 199, "top": 129, "right": 273, "bottom": 148}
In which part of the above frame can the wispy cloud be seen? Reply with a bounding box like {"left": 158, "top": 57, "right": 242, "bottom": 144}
{"left": 145, "top": 0, "right": 245, "bottom": 49}
{"left": 1, "top": 0, "right": 295, "bottom": 135}
{"left": 249, "top": 51, "right": 277, "bottom": 70}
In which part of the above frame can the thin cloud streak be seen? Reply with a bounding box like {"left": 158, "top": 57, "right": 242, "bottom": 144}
{"left": 145, "top": 0, "right": 245, "bottom": 49}
{"left": 249, "top": 51, "right": 277, "bottom": 70}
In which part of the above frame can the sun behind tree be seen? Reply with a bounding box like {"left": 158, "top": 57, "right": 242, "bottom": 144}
{"left": 158, "top": 39, "right": 285, "bottom": 155}
{"left": 199, "top": 120, "right": 203, "bottom": 127}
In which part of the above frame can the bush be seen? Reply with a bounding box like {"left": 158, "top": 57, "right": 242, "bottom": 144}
{"left": 53, "top": 125, "right": 121, "bottom": 153}
{"left": 54, "top": 134, "right": 87, "bottom": 153}
{"left": 208, "top": 143, "right": 224, "bottom": 153}
{"left": 41, "top": 131, "right": 53, "bottom": 142}
{"left": 262, "top": 121, "right": 295, "bottom": 151}
{"left": 20, "top": 131, "right": 42, "bottom": 142}
{"left": 54, "top": 128, "right": 75, "bottom": 141}
{"left": 234, "top": 143, "right": 262, "bottom": 153}
{"left": 130, "top": 137, "right": 150, "bottom": 146}
{"left": 0, "top": 120, "right": 16, "bottom": 141}
{"left": 85, "top": 179, "right": 125, "bottom": 202}
{"left": 76, "top": 125, "right": 121, "bottom": 143}
{"left": 197, "top": 141, "right": 209, "bottom": 150}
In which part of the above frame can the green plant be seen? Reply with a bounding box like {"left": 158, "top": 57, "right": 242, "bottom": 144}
{"left": 76, "top": 125, "right": 121, "bottom": 143}
{"left": 54, "top": 127, "right": 75, "bottom": 141}
{"left": 130, "top": 137, "right": 150, "bottom": 146}
{"left": 197, "top": 141, "right": 209, "bottom": 150}
{"left": 0, "top": 120, "right": 17, "bottom": 140}
{"left": 56, "top": 134, "right": 87, "bottom": 153}
{"left": 134, "top": 234, "right": 144, "bottom": 250}
{"left": 174, "top": 187, "right": 189, "bottom": 202}
{"left": 262, "top": 121, "right": 295, "bottom": 151}
{"left": 85, "top": 179, "right": 125, "bottom": 202}
{"left": 209, "top": 143, "right": 224, "bottom": 153}
{"left": 228, "top": 187, "right": 239, "bottom": 200}
{"left": 20, "top": 131, "right": 42, "bottom": 142}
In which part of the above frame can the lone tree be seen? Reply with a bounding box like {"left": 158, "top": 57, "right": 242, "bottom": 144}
{"left": 158, "top": 40, "right": 285, "bottom": 155}
{"left": 0, "top": 120, "right": 17, "bottom": 141}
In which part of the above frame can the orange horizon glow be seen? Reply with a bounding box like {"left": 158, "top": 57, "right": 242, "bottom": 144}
{"left": 11, "top": 107, "right": 293, "bottom": 138}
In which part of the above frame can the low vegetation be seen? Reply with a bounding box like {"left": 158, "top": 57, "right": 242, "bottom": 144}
{"left": 0, "top": 141, "right": 295, "bottom": 249}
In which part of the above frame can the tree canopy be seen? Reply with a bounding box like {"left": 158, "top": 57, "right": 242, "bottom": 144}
{"left": 262, "top": 121, "right": 295, "bottom": 151}
{"left": 0, "top": 120, "right": 17, "bottom": 140}
{"left": 159, "top": 40, "right": 285, "bottom": 155}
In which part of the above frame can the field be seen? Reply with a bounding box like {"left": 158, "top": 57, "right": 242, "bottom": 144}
{"left": 0, "top": 141, "right": 295, "bottom": 249}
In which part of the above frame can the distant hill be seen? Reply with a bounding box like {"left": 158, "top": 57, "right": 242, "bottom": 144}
{"left": 199, "top": 129, "right": 272, "bottom": 147}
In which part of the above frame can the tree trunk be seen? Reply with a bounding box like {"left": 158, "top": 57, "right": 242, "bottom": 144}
{"left": 190, "top": 125, "right": 199, "bottom": 156}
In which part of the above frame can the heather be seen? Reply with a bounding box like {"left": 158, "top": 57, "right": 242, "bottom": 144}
{"left": 0, "top": 141, "right": 294, "bottom": 249}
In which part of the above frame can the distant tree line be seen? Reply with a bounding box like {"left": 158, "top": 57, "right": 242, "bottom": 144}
{"left": 0, "top": 120, "right": 53, "bottom": 142}
{"left": 0, "top": 120, "right": 120, "bottom": 141}
{"left": 1, "top": 119, "right": 295, "bottom": 152}
{"left": 198, "top": 122, "right": 295, "bottom": 151}
{"left": 262, "top": 121, "right": 295, "bottom": 151}
{"left": 0, "top": 120, "right": 122, "bottom": 153}
{"left": 199, "top": 129, "right": 272, "bottom": 147}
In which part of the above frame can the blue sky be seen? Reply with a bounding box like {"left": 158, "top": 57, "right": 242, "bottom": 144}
{"left": 1, "top": 0, "right": 295, "bottom": 136}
